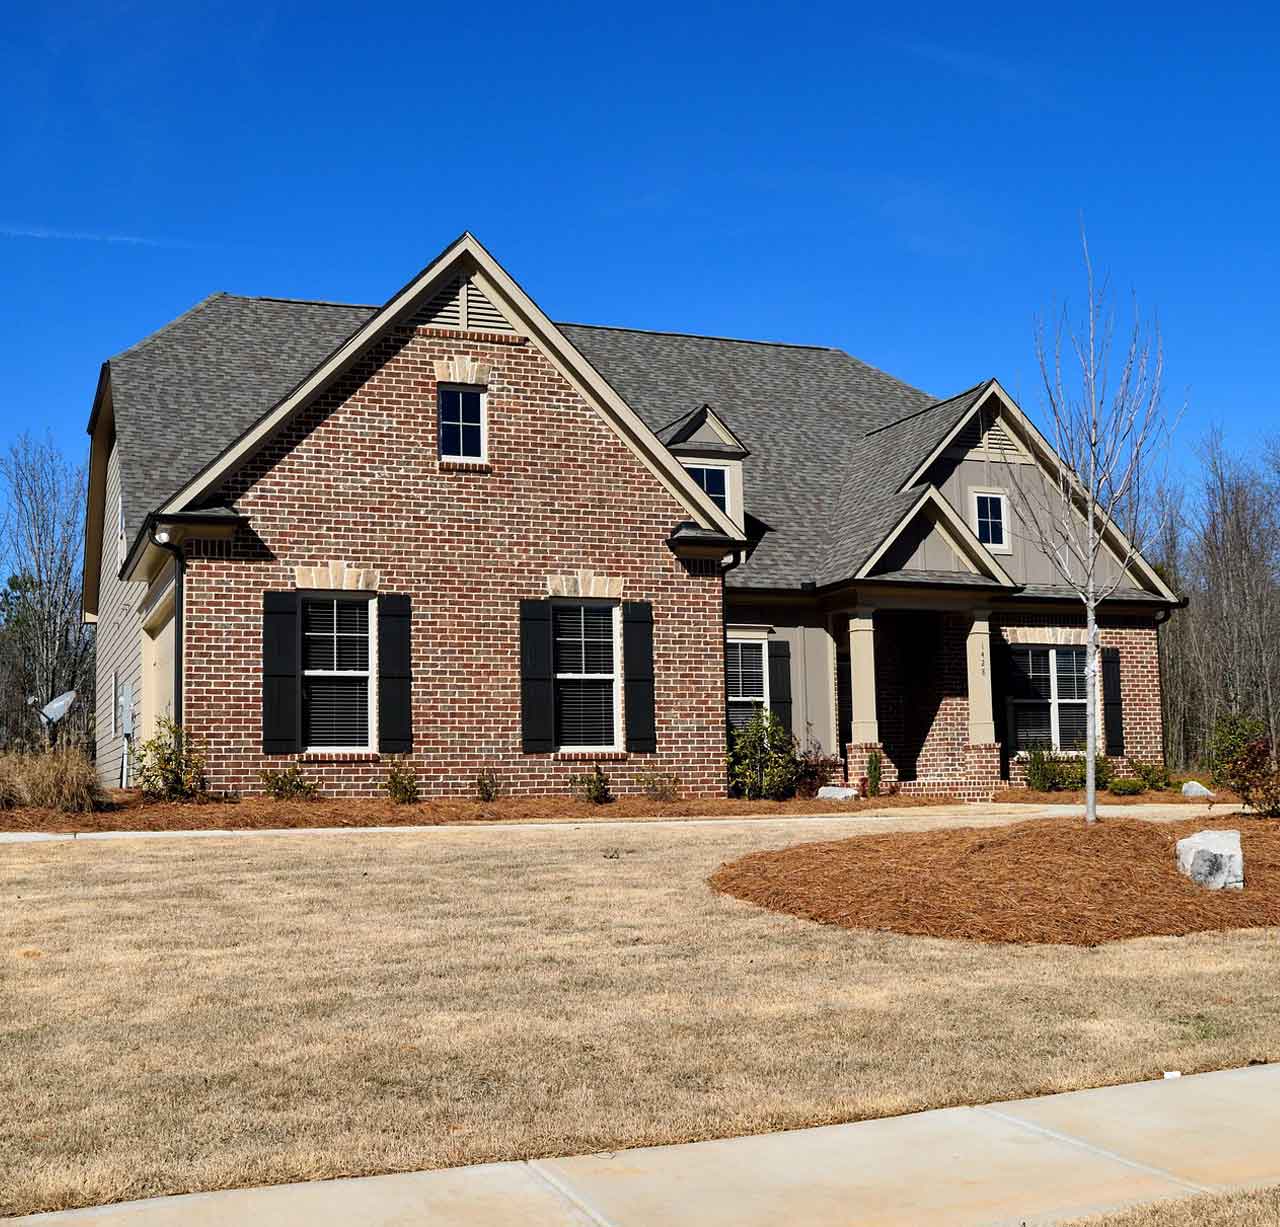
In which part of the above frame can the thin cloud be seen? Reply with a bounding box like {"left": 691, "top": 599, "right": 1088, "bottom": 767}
{"left": 0, "top": 224, "right": 198, "bottom": 249}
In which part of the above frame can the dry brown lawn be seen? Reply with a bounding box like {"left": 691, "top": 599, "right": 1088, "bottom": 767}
{"left": 4, "top": 816, "right": 1279, "bottom": 1217}
{"left": 1066, "top": 1186, "right": 1280, "bottom": 1225}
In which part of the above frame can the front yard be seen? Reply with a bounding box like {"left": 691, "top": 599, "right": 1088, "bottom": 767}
{"left": 5, "top": 815, "right": 1279, "bottom": 1216}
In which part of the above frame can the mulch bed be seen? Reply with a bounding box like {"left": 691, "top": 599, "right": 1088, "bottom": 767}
{"left": 999, "top": 787, "right": 1235, "bottom": 806}
{"left": 710, "top": 816, "right": 1280, "bottom": 946}
{"left": 1, "top": 789, "right": 958, "bottom": 835}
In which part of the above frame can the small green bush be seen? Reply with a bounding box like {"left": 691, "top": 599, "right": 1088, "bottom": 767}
{"left": 18, "top": 748, "right": 104, "bottom": 812}
{"left": 637, "top": 771, "right": 680, "bottom": 802}
{"left": 866, "top": 750, "right": 882, "bottom": 798}
{"left": 1109, "top": 777, "right": 1145, "bottom": 796}
{"left": 1129, "top": 759, "right": 1171, "bottom": 791}
{"left": 570, "top": 763, "right": 613, "bottom": 805}
{"left": 259, "top": 763, "right": 319, "bottom": 801}
{"left": 1025, "top": 747, "right": 1058, "bottom": 792}
{"left": 384, "top": 763, "right": 419, "bottom": 805}
{"left": 136, "top": 718, "right": 207, "bottom": 801}
{"left": 1025, "top": 750, "right": 1114, "bottom": 792}
{"left": 474, "top": 768, "right": 499, "bottom": 802}
{"left": 1211, "top": 713, "right": 1267, "bottom": 787}
{"left": 728, "top": 709, "right": 798, "bottom": 800}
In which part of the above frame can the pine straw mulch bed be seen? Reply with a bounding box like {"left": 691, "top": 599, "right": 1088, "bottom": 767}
{"left": 1, "top": 789, "right": 958, "bottom": 835}
{"left": 709, "top": 815, "right": 1280, "bottom": 946}
{"left": 999, "top": 786, "right": 1236, "bottom": 806}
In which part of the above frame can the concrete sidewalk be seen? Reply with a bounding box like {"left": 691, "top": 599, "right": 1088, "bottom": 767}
{"left": 11, "top": 1064, "right": 1279, "bottom": 1226}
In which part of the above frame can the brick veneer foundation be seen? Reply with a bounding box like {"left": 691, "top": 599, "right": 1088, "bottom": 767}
{"left": 182, "top": 322, "right": 728, "bottom": 798}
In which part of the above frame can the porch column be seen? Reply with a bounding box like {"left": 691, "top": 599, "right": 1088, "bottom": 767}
{"left": 966, "top": 610, "right": 996, "bottom": 744}
{"left": 848, "top": 608, "right": 879, "bottom": 744}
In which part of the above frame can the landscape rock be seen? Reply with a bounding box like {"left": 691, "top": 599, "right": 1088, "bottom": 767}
{"left": 1182, "top": 780, "right": 1215, "bottom": 799}
{"left": 817, "top": 785, "right": 861, "bottom": 801}
{"left": 1175, "top": 829, "right": 1243, "bottom": 890}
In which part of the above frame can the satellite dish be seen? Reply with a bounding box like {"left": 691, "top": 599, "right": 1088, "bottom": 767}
{"left": 39, "top": 690, "right": 77, "bottom": 726}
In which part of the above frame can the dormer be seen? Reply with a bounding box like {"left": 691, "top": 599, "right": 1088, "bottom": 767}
{"left": 658, "top": 403, "right": 750, "bottom": 532}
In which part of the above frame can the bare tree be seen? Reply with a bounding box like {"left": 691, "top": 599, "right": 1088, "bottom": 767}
{"left": 0, "top": 434, "right": 94, "bottom": 747}
{"left": 1004, "top": 233, "right": 1174, "bottom": 822}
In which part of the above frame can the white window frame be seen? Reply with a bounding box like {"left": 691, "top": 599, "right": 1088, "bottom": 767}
{"left": 117, "top": 493, "right": 126, "bottom": 570}
{"left": 438, "top": 383, "right": 488, "bottom": 463}
{"left": 682, "top": 462, "right": 731, "bottom": 517}
{"left": 553, "top": 600, "right": 623, "bottom": 753}
{"left": 726, "top": 635, "right": 770, "bottom": 727}
{"left": 301, "top": 594, "right": 377, "bottom": 753}
{"left": 111, "top": 669, "right": 120, "bottom": 736}
{"left": 969, "top": 487, "right": 1012, "bottom": 555}
{"left": 1007, "top": 645, "right": 1089, "bottom": 754}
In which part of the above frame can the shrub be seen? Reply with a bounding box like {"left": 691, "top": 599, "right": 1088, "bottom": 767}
{"left": 794, "top": 746, "right": 843, "bottom": 799}
{"left": 1025, "top": 750, "right": 1114, "bottom": 792}
{"left": 1221, "top": 737, "right": 1280, "bottom": 817}
{"left": 1025, "top": 747, "right": 1058, "bottom": 792}
{"left": 136, "top": 718, "right": 207, "bottom": 801}
{"left": 384, "top": 763, "right": 419, "bottom": 805}
{"left": 866, "top": 749, "right": 882, "bottom": 798}
{"left": 637, "top": 770, "right": 680, "bottom": 802}
{"left": 259, "top": 763, "right": 319, "bottom": 801}
{"left": 20, "top": 748, "right": 104, "bottom": 812}
{"left": 474, "top": 768, "right": 499, "bottom": 803}
{"left": 0, "top": 754, "right": 24, "bottom": 810}
{"left": 1129, "top": 759, "right": 1172, "bottom": 791}
{"left": 728, "top": 709, "right": 798, "bottom": 800}
{"left": 1211, "top": 713, "right": 1267, "bottom": 788}
{"left": 569, "top": 763, "right": 613, "bottom": 805}
{"left": 1109, "top": 777, "right": 1145, "bottom": 796}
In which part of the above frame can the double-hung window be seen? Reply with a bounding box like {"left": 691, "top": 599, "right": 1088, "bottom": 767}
{"left": 553, "top": 603, "right": 618, "bottom": 750}
{"left": 683, "top": 464, "right": 729, "bottom": 514}
{"left": 302, "top": 596, "right": 373, "bottom": 750}
{"left": 725, "top": 639, "right": 768, "bottom": 729}
{"left": 439, "top": 385, "right": 486, "bottom": 461}
{"left": 1007, "top": 646, "right": 1088, "bottom": 752}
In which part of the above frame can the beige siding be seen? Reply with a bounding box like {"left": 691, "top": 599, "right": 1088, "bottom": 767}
{"left": 94, "top": 441, "right": 145, "bottom": 786}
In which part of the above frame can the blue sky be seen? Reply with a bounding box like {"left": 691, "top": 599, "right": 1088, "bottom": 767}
{"left": 2, "top": 2, "right": 1276, "bottom": 475}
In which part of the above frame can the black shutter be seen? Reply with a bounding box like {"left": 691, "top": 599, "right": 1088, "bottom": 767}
{"left": 378, "top": 594, "right": 413, "bottom": 753}
{"left": 520, "top": 600, "right": 555, "bottom": 753}
{"left": 262, "top": 591, "right": 300, "bottom": 754}
{"left": 623, "top": 601, "right": 656, "bottom": 753}
{"left": 1102, "top": 647, "right": 1125, "bottom": 756}
{"left": 768, "top": 639, "right": 793, "bottom": 735}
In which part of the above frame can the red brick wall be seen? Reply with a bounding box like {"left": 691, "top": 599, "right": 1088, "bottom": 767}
{"left": 181, "top": 323, "right": 727, "bottom": 799}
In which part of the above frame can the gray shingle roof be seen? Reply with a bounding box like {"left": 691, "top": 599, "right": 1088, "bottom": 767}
{"left": 104, "top": 297, "right": 977, "bottom": 590}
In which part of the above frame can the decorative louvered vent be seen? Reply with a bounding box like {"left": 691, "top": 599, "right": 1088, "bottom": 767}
{"left": 954, "top": 409, "right": 1023, "bottom": 458}
{"left": 414, "top": 276, "right": 514, "bottom": 332}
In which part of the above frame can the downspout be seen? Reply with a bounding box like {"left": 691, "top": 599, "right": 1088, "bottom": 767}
{"left": 149, "top": 521, "right": 185, "bottom": 727}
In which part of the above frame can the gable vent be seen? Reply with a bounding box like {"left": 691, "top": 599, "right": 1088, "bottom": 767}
{"left": 416, "top": 277, "right": 463, "bottom": 328}
{"left": 954, "top": 410, "right": 1022, "bottom": 458}
{"left": 465, "top": 280, "right": 514, "bottom": 332}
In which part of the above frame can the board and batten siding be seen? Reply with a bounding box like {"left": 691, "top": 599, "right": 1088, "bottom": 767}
{"left": 93, "top": 440, "right": 145, "bottom": 787}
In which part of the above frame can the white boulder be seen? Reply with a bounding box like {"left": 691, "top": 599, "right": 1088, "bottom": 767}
{"left": 1182, "top": 780, "right": 1215, "bottom": 799}
{"left": 1176, "top": 829, "right": 1243, "bottom": 891}
{"left": 817, "top": 785, "right": 861, "bottom": 801}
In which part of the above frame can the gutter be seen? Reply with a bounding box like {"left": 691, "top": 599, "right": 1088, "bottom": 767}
{"left": 148, "top": 523, "right": 185, "bottom": 726}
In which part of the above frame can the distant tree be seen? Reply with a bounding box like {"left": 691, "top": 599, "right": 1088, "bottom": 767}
{"left": 1004, "top": 233, "right": 1174, "bottom": 823}
{"left": 0, "top": 434, "right": 94, "bottom": 747}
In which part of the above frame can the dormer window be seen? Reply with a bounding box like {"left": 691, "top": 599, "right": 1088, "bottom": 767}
{"left": 683, "top": 464, "right": 729, "bottom": 515}
{"left": 439, "top": 385, "right": 486, "bottom": 461}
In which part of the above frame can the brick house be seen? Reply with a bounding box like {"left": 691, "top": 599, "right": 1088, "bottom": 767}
{"left": 82, "top": 233, "right": 1179, "bottom": 800}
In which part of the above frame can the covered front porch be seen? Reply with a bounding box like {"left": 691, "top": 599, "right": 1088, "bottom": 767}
{"left": 836, "top": 603, "right": 1002, "bottom": 802}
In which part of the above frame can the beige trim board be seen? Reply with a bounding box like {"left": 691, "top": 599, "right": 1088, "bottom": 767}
{"left": 155, "top": 233, "right": 744, "bottom": 547}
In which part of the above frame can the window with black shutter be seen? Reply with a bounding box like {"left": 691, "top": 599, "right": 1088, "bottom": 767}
{"left": 1006, "top": 645, "right": 1088, "bottom": 752}
{"left": 726, "top": 639, "right": 768, "bottom": 729}
{"left": 553, "top": 603, "right": 618, "bottom": 749}
{"left": 301, "top": 596, "right": 373, "bottom": 750}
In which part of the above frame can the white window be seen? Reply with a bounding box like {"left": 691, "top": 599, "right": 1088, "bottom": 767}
{"left": 117, "top": 493, "right": 126, "bottom": 568}
{"left": 438, "top": 385, "right": 487, "bottom": 461}
{"left": 1007, "top": 646, "right": 1088, "bottom": 752}
{"left": 683, "top": 464, "right": 729, "bottom": 515}
{"left": 553, "top": 602, "right": 621, "bottom": 750}
{"left": 970, "top": 489, "right": 1011, "bottom": 553}
{"left": 302, "top": 596, "right": 374, "bottom": 751}
{"left": 111, "top": 669, "right": 120, "bottom": 736}
{"left": 726, "top": 639, "right": 769, "bottom": 729}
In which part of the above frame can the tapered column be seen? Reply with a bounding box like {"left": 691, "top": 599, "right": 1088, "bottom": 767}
{"left": 848, "top": 608, "right": 879, "bottom": 744}
{"left": 966, "top": 611, "right": 996, "bottom": 744}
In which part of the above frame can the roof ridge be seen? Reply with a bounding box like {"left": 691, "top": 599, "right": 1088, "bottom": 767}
{"left": 557, "top": 320, "right": 840, "bottom": 352}
{"left": 864, "top": 378, "right": 991, "bottom": 437}
{"left": 228, "top": 294, "right": 381, "bottom": 309}
{"left": 109, "top": 292, "right": 231, "bottom": 362}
